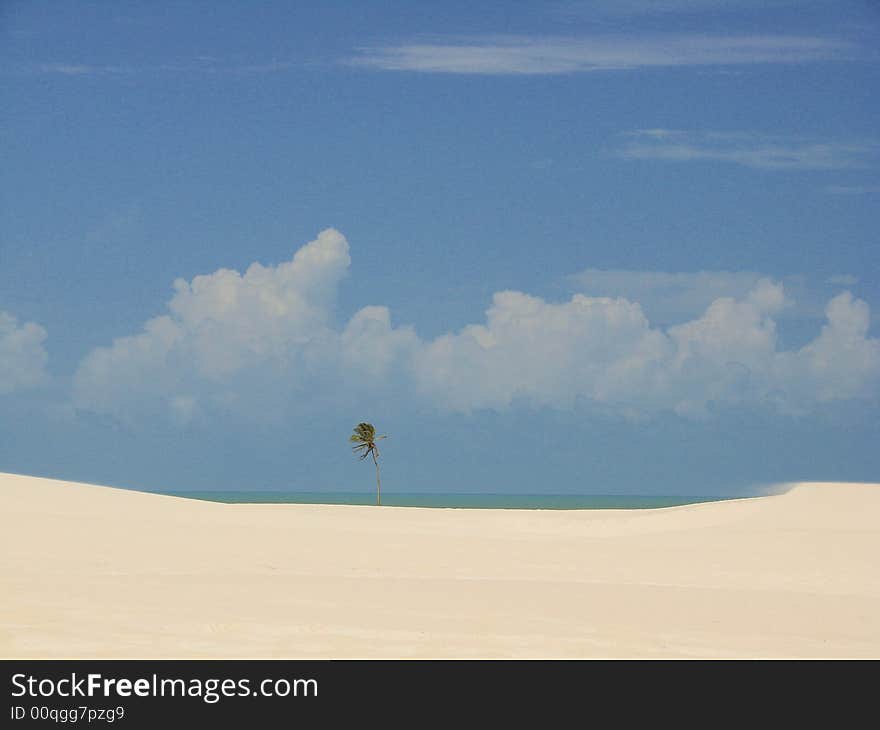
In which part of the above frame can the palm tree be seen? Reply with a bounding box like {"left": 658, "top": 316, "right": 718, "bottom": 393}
{"left": 350, "top": 422, "right": 387, "bottom": 506}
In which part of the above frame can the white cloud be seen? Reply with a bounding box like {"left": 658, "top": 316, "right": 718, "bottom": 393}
{"left": 0, "top": 311, "right": 49, "bottom": 394}
{"left": 768, "top": 293, "right": 880, "bottom": 411}
{"left": 72, "top": 229, "right": 416, "bottom": 423}
{"left": 413, "top": 291, "right": 666, "bottom": 411}
{"left": 661, "top": 280, "right": 787, "bottom": 415}
{"left": 349, "top": 34, "right": 855, "bottom": 75}
{"left": 165, "top": 227, "right": 351, "bottom": 380}
{"left": 340, "top": 306, "right": 419, "bottom": 379}
{"left": 72, "top": 229, "right": 880, "bottom": 424}
{"left": 620, "top": 130, "right": 875, "bottom": 170}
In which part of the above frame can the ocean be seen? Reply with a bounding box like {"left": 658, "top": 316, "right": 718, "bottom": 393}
{"left": 160, "top": 491, "right": 737, "bottom": 510}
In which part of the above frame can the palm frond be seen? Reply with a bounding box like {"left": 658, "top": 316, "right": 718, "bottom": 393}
{"left": 352, "top": 422, "right": 376, "bottom": 440}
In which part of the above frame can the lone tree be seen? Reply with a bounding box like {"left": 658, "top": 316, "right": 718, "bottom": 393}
{"left": 350, "top": 422, "right": 387, "bottom": 506}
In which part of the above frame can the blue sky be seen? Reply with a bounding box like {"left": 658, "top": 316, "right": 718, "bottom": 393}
{"left": 1, "top": 0, "right": 878, "bottom": 495}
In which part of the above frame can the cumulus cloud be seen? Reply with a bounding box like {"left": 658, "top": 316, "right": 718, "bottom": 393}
{"left": 0, "top": 311, "right": 49, "bottom": 394}
{"left": 775, "top": 292, "right": 880, "bottom": 406}
{"left": 413, "top": 291, "right": 666, "bottom": 412}
{"left": 72, "top": 229, "right": 880, "bottom": 424}
{"left": 340, "top": 306, "right": 419, "bottom": 379}
{"left": 73, "top": 229, "right": 414, "bottom": 422}
{"left": 165, "top": 226, "right": 351, "bottom": 380}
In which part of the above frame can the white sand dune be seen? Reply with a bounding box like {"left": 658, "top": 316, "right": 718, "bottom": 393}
{"left": 2, "top": 472, "right": 878, "bottom": 658}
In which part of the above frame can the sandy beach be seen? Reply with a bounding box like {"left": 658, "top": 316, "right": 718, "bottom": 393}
{"left": 2, "top": 472, "right": 878, "bottom": 658}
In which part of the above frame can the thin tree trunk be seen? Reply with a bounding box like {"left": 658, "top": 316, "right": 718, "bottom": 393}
{"left": 373, "top": 454, "right": 381, "bottom": 506}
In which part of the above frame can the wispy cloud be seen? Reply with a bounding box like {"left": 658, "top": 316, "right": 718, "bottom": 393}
{"left": 825, "top": 184, "right": 880, "bottom": 194}
{"left": 558, "top": 0, "right": 834, "bottom": 17}
{"left": 23, "top": 32, "right": 864, "bottom": 79}
{"left": 20, "top": 59, "right": 299, "bottom": 77}
{"left": 619, "top": 130, "right": 877, "bottom": 170}
{"left": 33, "top": 63, "right": 133, "bottom": 76}
{"left": 348, "top": 34, "right": 857, "bottom": 75}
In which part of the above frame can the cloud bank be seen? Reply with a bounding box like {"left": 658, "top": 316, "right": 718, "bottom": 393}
{"left": 413, "top": 281, "right": 878, "bottom": 416}
{"left": 0, "top": 311, "right": 49, "bottom": 394}
{"left": 69, "top": 229, "right": 880, "bottom": 424}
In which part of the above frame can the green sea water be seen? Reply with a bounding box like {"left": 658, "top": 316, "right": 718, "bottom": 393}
{"left": 160, "top": 491, "right": 737, "bottom": 510}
